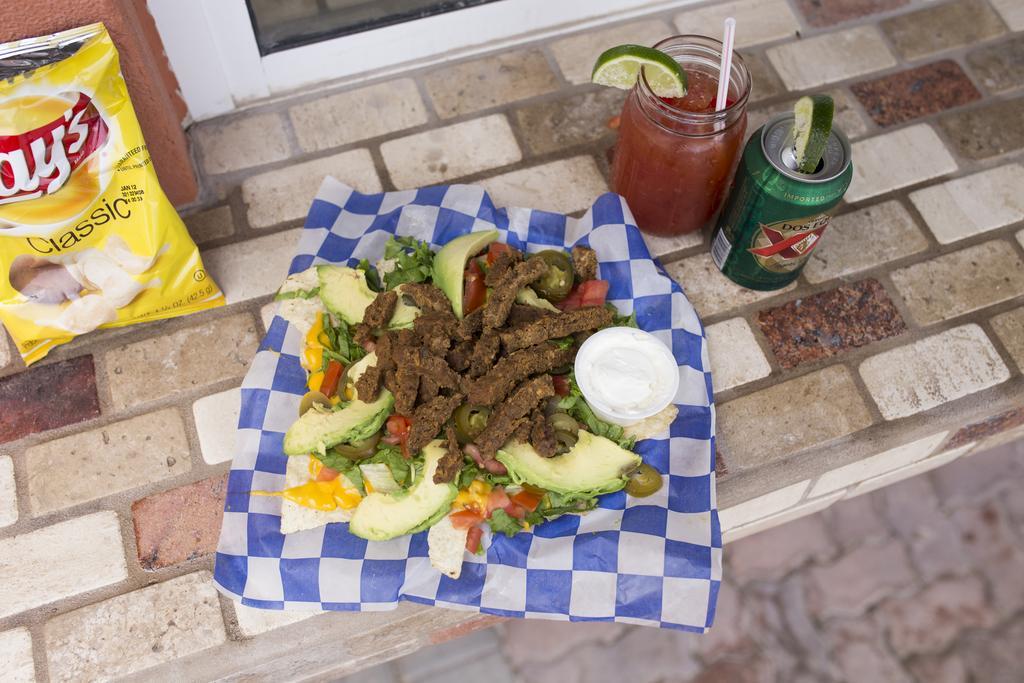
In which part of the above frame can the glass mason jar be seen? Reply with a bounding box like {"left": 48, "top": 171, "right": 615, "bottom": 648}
{"left": 611, "top": 35, "right": 751, "bottom": 236}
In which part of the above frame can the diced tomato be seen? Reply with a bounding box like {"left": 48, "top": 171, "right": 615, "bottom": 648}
{"left": 319, "top": 360, "right": 344, "bottom": 398}
{"left": 552, "top": 375, "right": 570, "bottom": 397}
{"left": 315, "top": 465, "right": 340, "bottom": 482}
{"left": 503, "top": 503, "right": 526, "bottom": 520}
{"left": 486, "top": 487, "right": 511, "bottom": 516}
{"left": 486, "top": 242, "right": 513, "bottom": 266}
{"left": 511, "top": 490, "right": 543, "bottom": 513}
{"left": 463, "top": 259, "right": 487, "bottom": 314}
{"left": 386, "top": 415, "right": 411, "bottom": 437}
{"left": 450, "top": 508, "right": 485, "bottom": 530}
{"left": 465, "top": 525, "right": 483, "bottom": 554}
{"left": 579, "top": 279, "right": 610, "bottom": 307}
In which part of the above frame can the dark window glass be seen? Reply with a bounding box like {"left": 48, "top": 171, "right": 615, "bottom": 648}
{"left": 248, "top": 0, "right": 506, "bottom": 55}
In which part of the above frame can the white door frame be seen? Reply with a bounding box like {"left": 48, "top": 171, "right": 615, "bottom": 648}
{"left": 149, "top": 0, "right": 696, "bottom": 121}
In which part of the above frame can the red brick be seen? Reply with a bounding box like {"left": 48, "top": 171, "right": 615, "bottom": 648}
{"left": 851, "top": 60, "right": 981, "bottom": 127}
{"left": 0, "top": 355, "right": 100, "bottom": 444}
{"left": 429, "top": 615, "right": 504, "bottom": 645}
{"left": 794, "top": 0, "right": 909, "bottom": 27}
{"left": 947, "top": 407, "right": 1024, "bottom": 449}
{"left": 756, "top": 279, "right": 906, "bottom": 369}
{"left": 131, "top": 473, "right": 227, "bottom": 570}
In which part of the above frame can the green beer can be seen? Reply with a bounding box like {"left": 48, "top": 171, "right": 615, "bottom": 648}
{"left": 710, "top": 113, "right": 853, "bottom": 290}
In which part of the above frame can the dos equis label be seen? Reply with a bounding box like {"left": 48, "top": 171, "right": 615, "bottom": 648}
{"left": 0, "top": 22, "right": 223, "bottom": 365}
{"left": 747, "top": 213, "right": 831, "bottom": 273}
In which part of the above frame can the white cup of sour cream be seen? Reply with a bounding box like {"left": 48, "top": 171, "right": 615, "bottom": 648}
{"left": 573, "top": 326, "right": 679, "bottom": 427}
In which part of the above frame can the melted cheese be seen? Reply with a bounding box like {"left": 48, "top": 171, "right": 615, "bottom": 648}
{"left": 453, "top": 479, "right": 491, "bottom": 512}
{"left": 252, "top": 456, "right": 362, "bottom": 511}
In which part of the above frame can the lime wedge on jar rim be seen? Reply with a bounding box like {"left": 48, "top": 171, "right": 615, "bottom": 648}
{"left": 792, "top": 94, "right": 835, "bottom": 174}
{"left": 591, "top": 44, "right": 687, "bottom": 98}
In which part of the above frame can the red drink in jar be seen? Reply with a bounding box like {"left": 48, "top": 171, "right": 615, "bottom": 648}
{"left": 611, "top": 36, "right": 751, "bottom": 236}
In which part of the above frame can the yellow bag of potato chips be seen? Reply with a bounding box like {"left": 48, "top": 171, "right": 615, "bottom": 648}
{"left": 0, "top": 23, "right": 223, "bottom": 364}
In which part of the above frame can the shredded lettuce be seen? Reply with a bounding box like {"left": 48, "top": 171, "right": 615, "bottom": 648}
{"left": 320, "top": 313, "right": 365, "bottom": 370}
{"left": 557, "top": 374, "right": 636, "bottom": 450}
{"left": 610, "top": 306, "right": 638, "bottom": 328}
{"left": 382, "top": 236, "right": 434, "bottom": 290}
{"left": 488, "top": 509, "right": 524, "bottom": 537}
{"left": 275, "top": 287, "right": 320, "bottom": 301}
{"left": 356, "top": 258, "right": 382, "bottom": 292}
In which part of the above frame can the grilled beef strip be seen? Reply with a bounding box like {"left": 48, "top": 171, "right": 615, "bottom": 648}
{"left": 413, "top": 310, "right": 458, "bottom": 357}
{"left": 484, "top": 248, "right": 523, "bottom": 287}
{"left": 464, "top": 343, "right": 574, "bottom": 406}
{"left": 507, "top": 303, "right": 552, "bottom": 327}
{"left": 362, "top": 290, "right": 397, "bottom": 329}
{"left": 474, "top": 375, "right": 555, "bottom": 457}
{"left": 466, "top": 333, "right": 501, "bottom": 379}
{"left": 529, "top": 409, "right": 558, "bottom": 457}
{"left": 353, "top": 323, "right": 374, "bottom": 349}
{"left": 456, "top": 308, "right": 483, "bottom": 341}
{"left": 571, "top": 246, "right": 599, "bottom": 283}
{"left": 482, "top": 258, "right": 548, "bottom": 330}
{"left": 354, "top": 363, "right": 383, "bottom": 402}
{"left": 407, "top": 392, "right": 463, "bottom": 455}
{"left": 434, "top": 425, "right": 465, "bottom": 484}
{"left": 510, "top": 417, "right": 531, "bottom": 446}
{"left": 401, "top": 283, "right": 453, "bottom": 314}
{"left": 500, "top": 306, "right": 613, "bottom": 352}
{"left": 446, "top": 340, "right": 474, "bottom": 372}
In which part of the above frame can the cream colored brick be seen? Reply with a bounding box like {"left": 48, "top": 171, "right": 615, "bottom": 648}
{"left": 718, "top": 366, "right": 873, "bottom": 471}
{"left": 478, "top": 156, "right": 607, "bottom": 214}
{"left": 382, "top": 115, "right": 521, "bottom": 189}
{"left": 242, "top": 149, "right": 382, "bottom": 229}
{"left": 910, "top": 165, "right": 1024, "bottom": 244}
{"left": 193, "top": 388, "right": 241, "bottom": 465}
{"left": 767, "top": 26, "right": 897, "bottom": 90}
{"left": 706, "top": 318, "right": 771, "bottom": 391}
{"left": 674, "top": 0, "right": 799, "bottom": 48}
{"left": 194, "top": 112, "right": 292, "bottom": 175}
{"left": 105, "top": 312, "right": 260, "bottom": 410}
{"left": 184, "top": 205, "right": 234, "bottom": 245}
{"left": 804, "top": 201, "right": 928, "bottom": 283}
{"left": 808, "top": 432, "right": 948, "bottom": 497}
{"left": 0, "top": 628, "right": 34, "bottom": 683}
{"left": 0, "top": 512, "right": 127, "bottom": 619}
{"left": 991, "top": 307, "right": 1024, "bottom": 371}
{"left": 290, "top": 78, "right": 429, "bottom": 153}
{"left": 890, "top": 241, "right": 1024, "bottom": 325}
{"left": 724, "top": 491, "right": 845, "bottom": 543}
{"left": 550, "top": 19, "right": 672, "bottom": 84}
{"left": 45, "top": 571, "right": 226, "bottom": 681}
{"left": 0, "top": 456, "right": 16, "bottom": 528}
{"left": 0, "top": 326, "right": 10, "bottom": 371}
{"left": 25, "top": 409, "right": 190, "bottom": 515}
{"left": 234, "top": 603, "right": 319, "bottom": 637}
{"left": 846, "top": 125, "right": 958, "bottom": 203}
{"left": 642, "top": 230, "right": 703, "bottom": 260}
{"left": 203, "top": 229, "right": 302, "bottom": 304}
{"left": 260, "top": 301, "right": 277, "bottom": 332}
{"left": 665, "top": 253, "right": 796, "bottom": 318}
{"left": 719, "top": 479, "right": 809, "bottom": 530}
{"left": 425, "top": 50, "right": 559, "bottom": 118}
{"left": 1019, "top": 228, "right": 1024, "bottom": 250}
{"left": 845, "top": 442, "right": 975, "bottom": 498}
{"left": 990, "top": 0, "right": 1024, "bottom": 30}
{"left": 859, "top": 325, "right": 1010, "bottom": 420}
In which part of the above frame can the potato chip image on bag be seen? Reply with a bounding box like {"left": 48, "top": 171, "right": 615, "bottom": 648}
{"left": 0, "top": 23, "right": 223, "bottom": 364}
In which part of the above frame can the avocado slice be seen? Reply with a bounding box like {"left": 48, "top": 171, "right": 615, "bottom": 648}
{"left": 432, "top": 230, "right": 499, "bottom": 318}
{"left": 317, "top": 265, "right": 421, "bottom": 328}
{"left": 496, "top": 431, "right": 642, "bottom": 495}
{"left": 317, "top": 266, "right": 376, "bottom": 325}
{"left": 349, "top": 440, "right": 459, "bottom": 541}
{"left": 388, "top": 285, "right": 421, "bottom": 329}
{"left": 284, "top": 388, "right": 393, "bottom": 456}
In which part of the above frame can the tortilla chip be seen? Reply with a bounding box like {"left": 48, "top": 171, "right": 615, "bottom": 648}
{"left": 279, "top": 455, "right": 354, "bottom": 534}
{"left": 428, "top": 515, "right": 468, "bottom": 579}
{"left": 623, "top": 404, "right": 678, "bottom": 442}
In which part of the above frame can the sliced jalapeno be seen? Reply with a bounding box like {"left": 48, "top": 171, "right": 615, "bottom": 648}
{"left": 625, "top": 463, "right": 663, "bottom": 497}
{"left": 332, "top": 431, "right": 382, "bottom": 460}
{"left": 298, "top": 390, "right": 332, "bottom": 417}
{"left": 529, "top": 250, "right": 574, "bottom": 303}
{"left": 453, "top": 404, "right": 490, "bottom": 445}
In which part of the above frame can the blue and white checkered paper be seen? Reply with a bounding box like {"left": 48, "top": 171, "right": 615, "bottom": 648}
{"left": 214, "top": 177, "right": 721, "bottom": 632}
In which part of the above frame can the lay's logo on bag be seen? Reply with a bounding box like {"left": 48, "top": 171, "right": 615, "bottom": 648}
{"left": 0, "top": 93, "right": 108, "bottom": 210}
